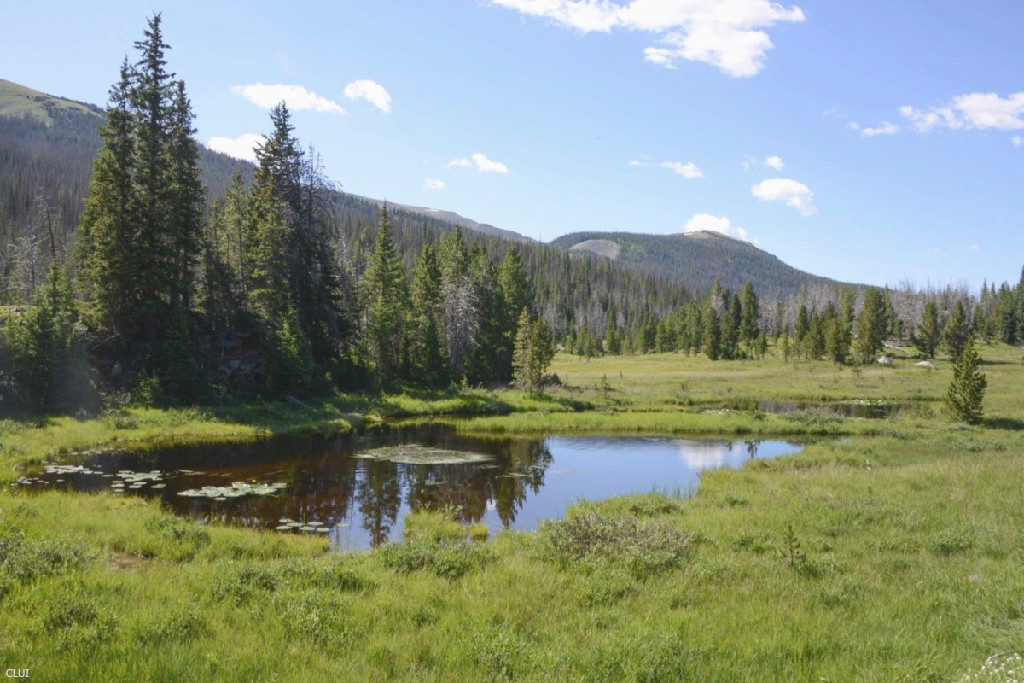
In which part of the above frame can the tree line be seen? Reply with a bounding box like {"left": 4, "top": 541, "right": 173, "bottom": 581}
{"left": 0, "top": 16, "right": 563, "bottom": 410}
{"left": 1, "top": 16, "right": 1021, "bottom": 413}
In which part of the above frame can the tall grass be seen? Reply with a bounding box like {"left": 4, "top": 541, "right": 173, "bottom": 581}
{"left": 2, "top": 343, "right": 1024, "bottom": 679}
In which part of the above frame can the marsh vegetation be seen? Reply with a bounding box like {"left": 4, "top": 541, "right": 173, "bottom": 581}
{"left": 1, "top": 344, "right": 1023, "bottom": 679}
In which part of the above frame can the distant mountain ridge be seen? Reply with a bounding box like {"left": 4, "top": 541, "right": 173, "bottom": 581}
{"left": 553, "top": 230, "right": 844, "bottom": 298}
{"left": 1, "top": 78, "right": 848, "bottom": 299}
{"left": 0, "top": 79, "right": 102, "bottom": 123}
{"left": 355, "top": 198, "right": 534, "bottom": 243}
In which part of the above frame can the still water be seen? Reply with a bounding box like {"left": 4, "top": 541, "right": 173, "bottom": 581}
{"left": 19, "top": 424, "right": 803, "bottom": 550}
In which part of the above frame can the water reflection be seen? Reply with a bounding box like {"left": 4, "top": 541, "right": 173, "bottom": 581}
{"left": 19, "top": 424, "right": 802, "bottom": 550}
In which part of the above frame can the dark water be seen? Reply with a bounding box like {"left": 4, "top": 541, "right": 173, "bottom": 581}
{"left": 757, "top": 400, "right": 909, "bottom": 418}
{"left": 16, "top": 424, "right": 803, "bottom": 550}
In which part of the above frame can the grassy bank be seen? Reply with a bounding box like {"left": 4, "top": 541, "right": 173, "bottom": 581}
{"left": 1, "top": 343, "right": 1023, "bottom": 679}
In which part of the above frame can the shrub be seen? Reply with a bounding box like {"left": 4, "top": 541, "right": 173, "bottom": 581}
{"left": 945, "top": 337, "right": 986, "bottom": 424}
{"left": 539, "top": 508, "right": 690, "bottom": 579}
{"left": 378, "top": 541, "right": 491, "bottom": 580}
{"left": 0, "top": 532, "right": 95, "bottom": 586}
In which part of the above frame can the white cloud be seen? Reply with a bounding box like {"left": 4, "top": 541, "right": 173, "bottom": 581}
{"left": 683, "top": 213, "right": 756, "bottom": 244}
{"left": 660, "top": 160, "right": 704, "bottom": 179}
{"left": 1013, "top": 136, "right": 1023, "bottom": 147}
{"left": 751, "top": 178, "right": 816, "bottom": 216}
{"left": 472, "top": 153, "right": 509, "bottom": 173}
{"left": 926, "top": 247, "right": 943, "bottom": 256}
{"left": 423, "top": 178, "right": 446, "bottom": 190}
{"left": 900, "top": 92, "right": 1024, "bottom": 132}
{"left": 969, "top": 244, "right": 981, "bottom": 252}
{"left": 765, "top": 155, "right": 784, "bottom": 170}
{"left": 860, "top": 121, "right": 900, "bottom": 137}
{"left": 230, "top": 83, "right": 346, "bottom": 114}
{"left": 448, "top": 154, "right": 510, "bottom": 173}
{"left": 343, "top": 79, "right": 392, "bottom": 113}
{"left": 207, "top": 133, "right": 266, "bottom": 163}
{"left": 492, "top": 0, "right": 806, "bottom": 77}
{"left": 629, "top": 159, "right": 646, "bottom": 167}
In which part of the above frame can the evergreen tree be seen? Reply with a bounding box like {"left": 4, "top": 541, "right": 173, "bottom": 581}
{"left": 466, "top": 242, "right": 504, "bottom": 385}
{"left": 945, "top": 336, "right": 986, "bottom": 424}
{"left": 795, "top": 304, "right": 810, "bottom": 345}
{"left": 855, "top": 288, "right": 889, "bottom": 363}
{"left": 739, "top": 281, "right": 760, "bottom": 350}
{"left": 512, "top": 309, "right": 554, "bottom": 393}
{"left": 723, "top": 294, "right": 741, "bottom": 359}
{"left": 943, "top": 300, "right": 970, "bottom": 362}
{"left": 409, "top": 242, "right": 449, "bottom": 388}
{"left": 438, "top": 226, "right": 477, "bottom": 380}
{"left": 915, "top": 300, "right": 941, "bottom": 358}
{"left": 496, "top": 245, "right": 531, "bottom": 379}
{"left": 76, "top": 15, "right": 204, "bottom": 399}
{"left": 78, "top": 60, "right": 137, "bottom": 336}
{"left": 248, "top": 104, "right": 351, "bottom": 382}
{"left": 5, "top": 263, "right": 90, "bottom": 410}
{"left": 704, "top": 305, "right": 722, "bottom": 360}
{"left": 605, "top": 303, "right": 621, "bottom": 355}
{"left": 807, "top": 311, "right": 825, "bottom": 360}
{"left": 165, "top": 79, "right": 204, "bottom": 310}
{"left": 361, "top": 204, "right": 408, "bottom": 381}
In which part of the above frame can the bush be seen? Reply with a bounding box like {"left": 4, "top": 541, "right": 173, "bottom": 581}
{"left": 134, "top": 607, "right": 210, "bottom": 645}
{"left": 946, "top": 337, "right": 986, "bottom": 424}
{"left": 378, "top": 540, "right": 491, "bottom": 580}
{"left": 539, "top": 507, "right": 691, "bottom": 579}
{"left": 0, "top": 531, "right": 95, "bottom": 586}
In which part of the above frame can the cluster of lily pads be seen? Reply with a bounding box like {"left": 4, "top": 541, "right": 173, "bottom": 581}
{"left": 274, "top": 517, "right": 339, "bottom": 534}
{"left": 176, "top": 481, "right": 287, "bottom": 500}
{"left": 110, "top": 469, "right": 166, "bottom": 492}
{"left": 355, "top": 444, "right": 495, "bottom": 466}
{"left": 13, "top": 463, "right": 102, "bottom": 486}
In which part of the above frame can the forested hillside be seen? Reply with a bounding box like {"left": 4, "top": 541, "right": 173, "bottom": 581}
{"left": 1, "top": 18, "right": 1022, "bottom": 415}
{"left": 553, "top": 229, "right": 842, "bottom": 299}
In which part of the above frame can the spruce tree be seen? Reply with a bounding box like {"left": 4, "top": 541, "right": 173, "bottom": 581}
{"left": 945, "top": 336, "right": 986, "bottom": 424}
{"left": 5, "top": 263, "right": 88, "bottom": 410}
{"left": 467, "top": 242, "right": 504, "bottom": 384}
{"left": 915, "top": 300, "right": 941, "bottom": 358}
{"left": 78, "top": 60, "right": 137, "bottom": 336}
{"left": 362, "top": 204, "right": 408, "bottom": 381}
{"left": 409, "top": 242, "right": 449, "bottom": 387}
{"left": 855, "top": 288, "right": 889, "bottom": 363}
{"left": 438, "top": 226, "right": 476, "bottom": 380}
{"left": 739, "top": 281, "right": 760, "bottom": 349}
{"left": 943, "top": 300, "right": 969, "bottom": 362}
{"left": 512, "top": 309, "right": 554, "bottom": 392}
{"left": 496, "top": 245, "right": 531, "bottom": 379}
{"left": 77, "top": 15, "right": 204, "bottom": 400}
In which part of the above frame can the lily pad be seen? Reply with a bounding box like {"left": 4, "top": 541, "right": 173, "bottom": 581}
{"left": 355, "top": 444, "right": 495, "bottom": 466}
{"left": 176, "top": 481, "right": 287, "bottom": 499}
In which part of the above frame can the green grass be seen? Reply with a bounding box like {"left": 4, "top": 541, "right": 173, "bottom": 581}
{"left": 0, "top": 78, "right": 101, "bottom": 125}
{"left": 1, "top": 342, "right": 1023, "bottom": 679}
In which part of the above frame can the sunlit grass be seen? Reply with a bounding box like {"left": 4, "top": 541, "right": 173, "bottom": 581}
{"left": 1, "top": 342, "right": 1023, "bottom": 679}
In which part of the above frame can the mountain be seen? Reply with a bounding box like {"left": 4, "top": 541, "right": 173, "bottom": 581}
{"left": 0, "top": 79, "right": 102, "bottom": 123}
{"left": 552, "top": 230, "right": 844, "bottom": 298}
{"left": 0, "top": 79, "right": 689, "bottom": 340}
{"left": 355, "top": 199, "right": 533, "bottom": 244}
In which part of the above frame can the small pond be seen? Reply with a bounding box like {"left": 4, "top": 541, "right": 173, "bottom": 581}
{"left": 15, "top": 424, "right": 804, "bottom": 550}
{"left": 757, "top": 400, "right": 910, "bottom": 419}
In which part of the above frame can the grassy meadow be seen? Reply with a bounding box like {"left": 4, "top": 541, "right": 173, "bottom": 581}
{"left": 1, "top": 342, "right": 1023, "bottom": 680}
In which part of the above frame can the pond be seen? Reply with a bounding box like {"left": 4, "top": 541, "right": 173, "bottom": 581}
{"left": 757, "top": 400, "right": 910, "bottom": 419}
{"left": 15, "top": 424, "right": 804, "bottom": 550}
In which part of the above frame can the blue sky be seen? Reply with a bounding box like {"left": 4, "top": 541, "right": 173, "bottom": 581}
{"left": 4, "top": 0, "right": 1023, "bottom": 289}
